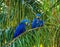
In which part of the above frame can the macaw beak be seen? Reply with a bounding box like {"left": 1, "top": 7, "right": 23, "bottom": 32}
{"left": 28, "top": 23, "right": 30, "bottom": 26}
{"left": 25, "top": 22, "right": 30, "bottom": 26}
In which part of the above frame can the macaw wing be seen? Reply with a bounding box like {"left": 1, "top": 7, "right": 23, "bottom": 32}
{"left": 14, "top": 24, "right": 26, "bottom": 38}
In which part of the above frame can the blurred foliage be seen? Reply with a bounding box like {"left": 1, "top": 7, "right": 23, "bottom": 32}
{"left": 0, "top": 0, "right": 60, "bottom": 47}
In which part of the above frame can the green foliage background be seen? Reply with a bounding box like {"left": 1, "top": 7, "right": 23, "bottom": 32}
{"left": 0, "top": 0, "right": 60, "bottom": 47}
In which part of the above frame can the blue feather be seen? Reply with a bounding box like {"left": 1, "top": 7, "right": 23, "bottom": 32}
{"left": 32, "top": 18, "right": 44, "bottom": 28}
{"left": 14, "top": 23, "right": 26, "bottom": 38}
{"left": 36, "top": 13, "right": 41, "bottom": 16}
{"left": 14, "top": 19, "right": 30, "bottom": 38}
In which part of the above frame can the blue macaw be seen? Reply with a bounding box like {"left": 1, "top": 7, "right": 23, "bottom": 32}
{"left": 32, "top": 13, "right": 44, "bottom": 28}
{"left": 14, "top": 19, "right": 30, "bottom": 38}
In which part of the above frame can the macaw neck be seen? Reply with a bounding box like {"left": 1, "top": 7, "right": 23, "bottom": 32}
{"left": 35, "top": 18, "right": 41, "bottom": 23}
{"left": 37, "top": 18, "right": 41, "bottom": 21}
{"left": 20, "top": 23, "right": 26, "bottom": 27}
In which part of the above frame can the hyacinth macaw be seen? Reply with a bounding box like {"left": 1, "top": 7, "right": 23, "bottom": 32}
{"left": 32, "top": 13, "right": 44, "bottom": 28}
{"left": 14, "top": 19, "right": 30, "bottom": 38}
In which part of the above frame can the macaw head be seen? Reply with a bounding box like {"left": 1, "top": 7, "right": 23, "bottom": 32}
{"left": 36, "top": 13, "right": 41, "bottom": 19}
{"left": 21, "top": 19, "right": 30, "bottom": 26}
